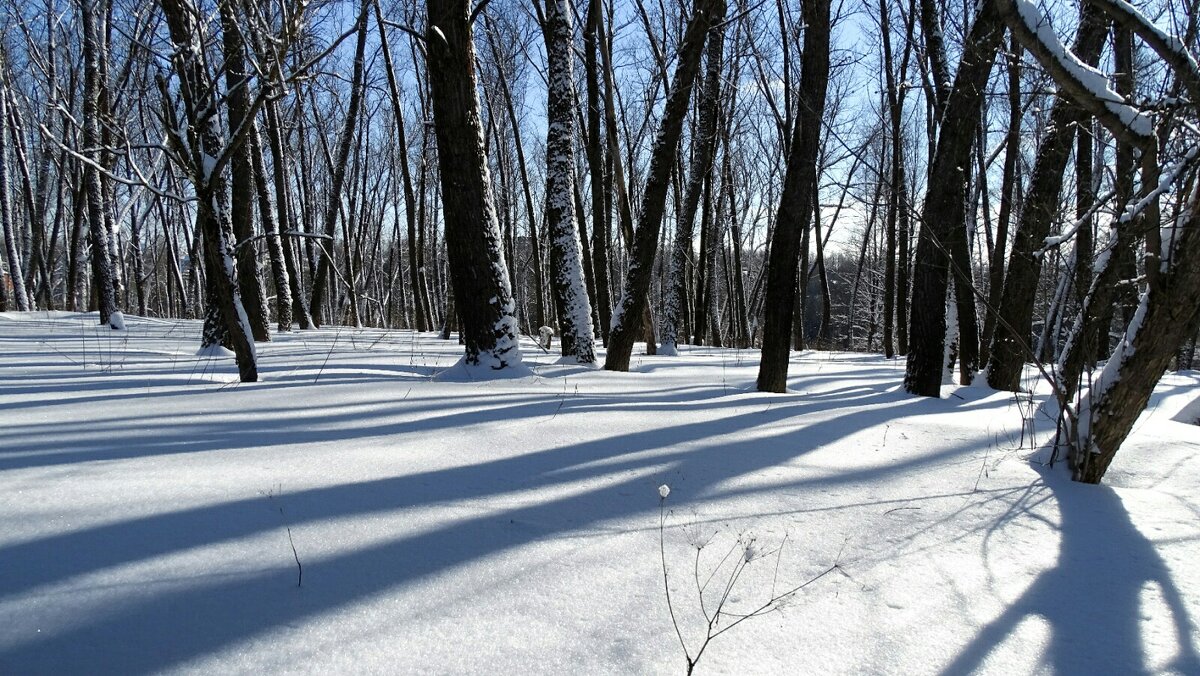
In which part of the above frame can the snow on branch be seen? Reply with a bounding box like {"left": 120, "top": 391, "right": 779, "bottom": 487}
{"left": 1086, "top": 0, "right": 1200, "bottom": 107}
{"left": 996, "top": 0, "right": 1154, "bottom": 149}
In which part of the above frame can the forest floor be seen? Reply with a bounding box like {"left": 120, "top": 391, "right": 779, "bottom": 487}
{"left": 1, "top": 311, "right": 1198, "bottom": 675}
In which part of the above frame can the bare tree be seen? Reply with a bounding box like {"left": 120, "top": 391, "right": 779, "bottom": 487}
{"left": 425, "top": 0, "right": 522, "bottom": 369}
{"left": 604, "top": 0, "right": 726, "bottom": 372}
{"left": 538, "top": 0, "right": 595, "bottom": 363}
{"left": 662, "top": 8, "right": 726, "bottom": 355}
{"left": 985, "top": 1, "right": 1107, "bottom": 393}
{"left": 756, "top": 0, "right": 831, "bottom": 392}
{"left": 903, "top": 0, "right": 1003, "bottom": 397}
{"left": 80, "top": 0, "right": 119, "bottom": 326}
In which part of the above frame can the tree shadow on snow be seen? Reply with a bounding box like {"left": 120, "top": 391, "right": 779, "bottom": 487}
{"left": 940, "top": 462, "right": 1200, "bottom": 675}
{"left": 0, "top": 372, "right": 1013, "bottom": 673}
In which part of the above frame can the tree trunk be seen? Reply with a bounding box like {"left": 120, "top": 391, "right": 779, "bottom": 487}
{"left": 979, "top": 35, "right": 1022, "bottom": 365}
{"left": 663, "top": 14, "right": 726, "bottom": 354}
{"left": 373, "top": 0, "right": 427, "bottom": 332}
{"left": 583, "top": 0, "right": 613, "bottom": 343}
{"left": 80, "top": 0, "right": 118, "bottom": 326}
{"left": 158, "top": 0, "right": 257, "bottom": 381}
{"left": 542, "top": 0, "right": 596, "bottom": 363}
{"left": 426, "top": 0, "right": 522, "bottom": 369}
{"left": 264, "top": 100, "right": 314, "bottom": 329}
{"left": 985, "top": 2, "right": 1106, "bottom": 392}
{"left": 0, "top": 63, "right": 30, "bottom": 312}
{"left": 1072, "top": 198, "right": 1200, "bottom": 483}
{"left": 604, "top": 0, "right": 725, "bottom": 371}
{"left": 756, "top": 0, "right": 830, "bottom": 392}
{"left": 903, "top": 0, "right": 1002, "bottom": 397}
{"left": 248, "top": 125, "right": 293, "bottom": 332}
{"left": 310, "top": 0, "right": 370, "bottom": 327}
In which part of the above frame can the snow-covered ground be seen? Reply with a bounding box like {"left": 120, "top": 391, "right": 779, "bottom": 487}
{"left": 1, "top": 311, "right": 1197, "bottom": 675}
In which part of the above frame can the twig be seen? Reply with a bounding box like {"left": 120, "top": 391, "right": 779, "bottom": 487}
{"left": 287, "top": 527, "right": 302, "bottom": 587}
{"left": 660, "top": 500, "right": 690, "bottom": 663}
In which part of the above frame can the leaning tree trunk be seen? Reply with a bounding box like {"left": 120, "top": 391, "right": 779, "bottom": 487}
{"left": 542, "top": 0, "right": 596, "bottom": 363}
{"left": 425, "top": 0, "right": 522, "bottom": 369}
{"left": 995, "top": 0, "right": 1161, "bottom": 404}
{"left": 604, "top": 0, "right": 725, "bottom": 372}
{"left": 310, "top": 0, "right": 369, "bottom": 327}
{"left": 662, "top": 13, "right": 725, "bottom": 355}
{"left": 903, "top": 0, "right": 1003, "bottom": 397}
{"left": 1073, "top": 197, "right": 1200, "bottom": 483}
{"left": 756, "top": 0, "right": 831, "bottom": 392}
{"left": 985, "top": 1, "right": 1107, "bottom": 392}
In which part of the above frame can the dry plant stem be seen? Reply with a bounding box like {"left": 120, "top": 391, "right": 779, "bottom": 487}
{"left": 287, "top": 526, "right": 302, "bottom": 587}
{"left": 660, "top": 498, "right": 842, "bottom": 674}
{"left": 659, "top": 499, "right": 690, "bottom": 667}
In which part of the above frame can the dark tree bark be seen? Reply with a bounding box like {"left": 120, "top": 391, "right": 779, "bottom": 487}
{"left": 583, "top": 0, "right": 612, "bottom": 343}
{"left": 219, "top": 0, "right": 270, "bottom": 341}
{"left": 917, "top": 0, "right": 950, "bottom": 115}
{"left": 903, "top": 0, "right": 1003, "bottom": 397}
{"left": 604, "top": 0, "right": 726, "bottom": 372}
{"left": 310, "top": 0, "right": 370, "bottom": 327}
{"left": 880, "top": 0, "right": 901, "bottom": 358}
{"left": 756, "top": 0, "right": 831, "bottom": 392}
{"left": 426, "top": 0, "right": 522, "bottom": 368}
{"left": 663, "top": 13, "right": 726, "bottom": 354}
{"left": 80, "top": 0, "right": 118, "bottom": 326}
{"left": 158, "top": 0, "right": 257, "bottom": 381}
{"left": 986, "top": 2, "right": 1107, "bottom": 392}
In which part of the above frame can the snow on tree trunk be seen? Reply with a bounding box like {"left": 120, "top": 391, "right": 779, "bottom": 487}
{"left": 219, "top": 0, "right": 270, "bottom": 342}
{"left": 264, "top": 100, "right": 314, "bottom": 330}
{"left": 158, "top": 0, "right": 257, "bottom": 381}
{"left": 0, "top": 70, "right": 30, "bottom": 312}
{"left": 604, "top": 0, "right": 726, "bottom": 372}
{"left": 1072, "top": 201, "right": 1200, "bottom": 483}
{"left": 426, "top": 0, "right": 522, "bottom": 370}
{"left": 543, "top": 0, "right": 595, "bottom": 365}
{"left": 80, "top": 0, "right": 118, "bottom": 327}
{"left": 248, "top": 126, "right": 293, "bottom": 332}
{"left": 662, "top": 14, "right": 726, "bottom": 356}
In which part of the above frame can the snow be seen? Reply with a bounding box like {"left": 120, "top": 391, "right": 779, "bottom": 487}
{"left": 1010, "top": 0, "right": 1153, "bottom": 138}
{"left": 1, "top": 311, "right": 1198, "bottom": 674}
